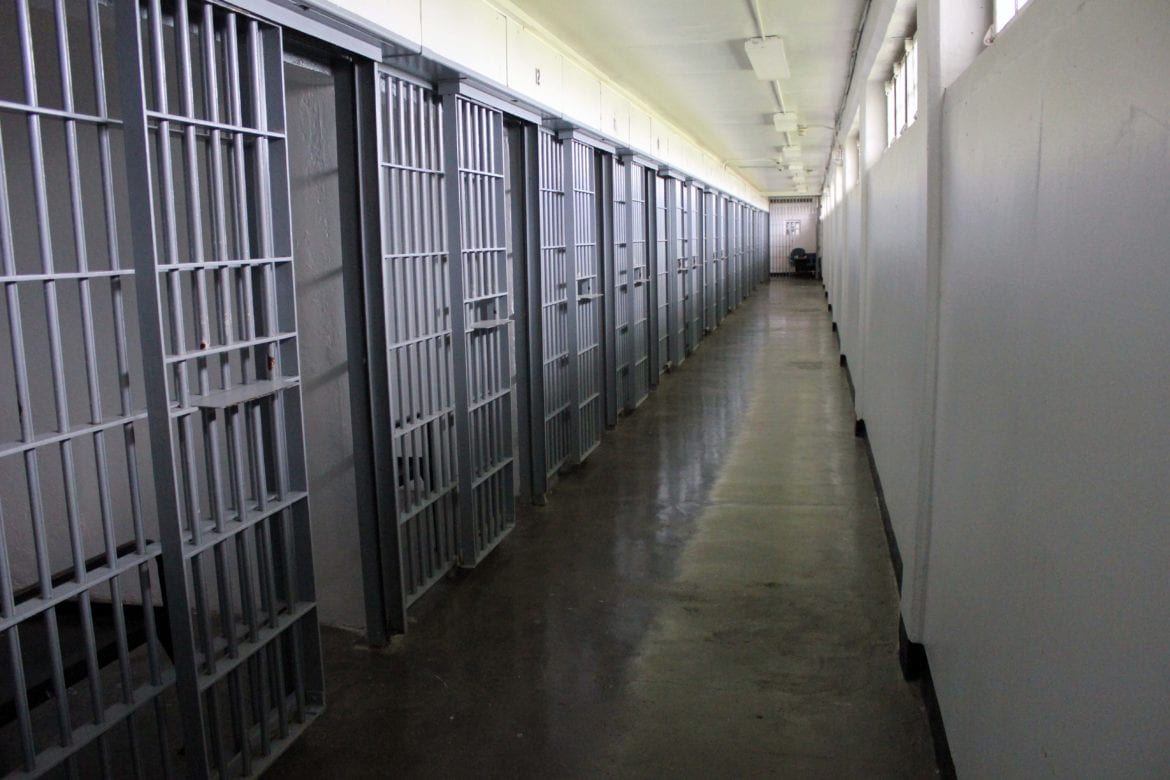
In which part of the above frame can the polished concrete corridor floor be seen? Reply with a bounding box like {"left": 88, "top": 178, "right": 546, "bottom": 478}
{"left": 274, "top": 278, "right": 938, "bottom": 778}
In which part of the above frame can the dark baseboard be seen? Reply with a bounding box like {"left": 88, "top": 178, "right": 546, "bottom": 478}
{"left": 899, "top": 618, "right": 925, "bottom": 678}
{"left": 860, "top": 426, "right": 902, "bottom": 591}
{"left": 902, "top": 619, "right": 957, "bottom": 780}
{"left": 840, "top": 356, "right": 855, "bottom": 403}
{"left": 841, "top": 342, "right": 955, "bottom": 779}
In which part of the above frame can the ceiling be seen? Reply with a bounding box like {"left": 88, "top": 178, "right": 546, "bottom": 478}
{"left": 509, "top": 0, "right": 865, "bottom": 197}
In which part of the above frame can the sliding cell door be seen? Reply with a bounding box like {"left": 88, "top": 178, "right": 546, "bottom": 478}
{"left": 441, "top": 90, "right": 516, "bottom": 566}
{"left": 611, "top": 157, "right": 632, "bottom": 413}
{"left": 121, "top": 1, "right": 325, "bottom": 773}
{"left": 372, "top": 71, "right": 458, "bottom": 608}
{"left": 628, "top": 162, "right": 652, "bottom": 405}
{"left": 567, "top": 139, "right": 603, "bottom": 461}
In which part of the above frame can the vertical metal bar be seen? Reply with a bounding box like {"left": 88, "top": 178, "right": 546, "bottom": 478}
{"left": 625, "top": 159, "right": 640, "bottom": 407}
{"left": 440, "top": 89, "right": 476, "bottom": 565}
{"left": 13, "top": 0, "right": 79, "bottom": 757}
{"left": 663, "top": 175, "right": 678, "bottom": 367}
{"left": 489, "top": 108, "right": 514, "bottom": 527}
{"left": 91, "top": 0, "right": 170, "bottom": 761}
{"left": 646, "top": 168, "right": 660, "bottom": 387}
{"left": 116, "top": 0, "right": 211, "bottom": 773}
{"left": 559, "top": 133, "right": 581, "bottom": 465}
{"left": 522, "top": 124, "right": 547, "bottom": 502}
{"left": 601, "top": 154, "right": 617, "bottom": 429}
{"left": 262, "top": 21, "right": 311, "bottom": 728}
{"left": 51, "top": 1, "right": 115, "bottom": 766}
{"left": 0, "top": 138, "right": 37, "bottom": 768}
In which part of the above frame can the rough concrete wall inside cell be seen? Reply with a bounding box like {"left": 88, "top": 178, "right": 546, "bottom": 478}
{"left": 285, "top": 60, "right": 364, "bottom": 630}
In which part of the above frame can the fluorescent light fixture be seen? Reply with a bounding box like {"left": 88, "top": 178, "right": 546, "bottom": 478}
{"left": 772, "top": 112, "right": 799, "bottom": 133}
{"left": 781, "top": 145, "right": 802, "bottom": 160}
{"left": 785, "top": 162, "right": 802, "bottom": 173}
{"left": 745, "top": 37, "right": 790, "bottom": 80}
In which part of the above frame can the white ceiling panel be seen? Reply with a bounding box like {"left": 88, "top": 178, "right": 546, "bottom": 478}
{"left": 510, "top": 0, "right": 863, "bottom": 196}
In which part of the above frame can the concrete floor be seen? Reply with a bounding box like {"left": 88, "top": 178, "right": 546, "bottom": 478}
{"left": 273, "top": 277, "right": 938, "bottom": 778}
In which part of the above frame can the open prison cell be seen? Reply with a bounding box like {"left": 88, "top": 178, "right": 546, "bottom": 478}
{"left": 0, "top": 0, "right": 771, "bottom": 775}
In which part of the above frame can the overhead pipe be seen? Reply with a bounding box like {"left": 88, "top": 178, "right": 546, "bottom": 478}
{"left": 820, "top": 0, "right": 875, "bottom": 196}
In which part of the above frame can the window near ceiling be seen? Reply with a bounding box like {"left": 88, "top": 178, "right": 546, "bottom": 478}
{"left": 994, "top": 0, "right": 1033, "bottom": 32}
{"left": 886, "top": 80, "right": 896, "bottom": 146}
{"left": 885, "top": 35, "right": 918, "bottom": 146}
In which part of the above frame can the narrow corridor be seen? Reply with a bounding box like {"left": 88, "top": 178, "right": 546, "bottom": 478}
{"left": 275, "top": 278, "right": 937, "bottom": 777}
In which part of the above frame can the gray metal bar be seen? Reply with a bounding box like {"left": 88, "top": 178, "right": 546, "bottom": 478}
{"left": 664, "top": 174, "right": 684, "bottom": 367}
{"left": 647, "top": 168, "right": 662, "bottom": 386}
{"left": 560, "top": 132, "right": 582, "bottom": 465}
{"left": 14, "top": 0, "right": 83, "bottom": 763}
{"left": 624, "top": 159, "right": 648, "bottom": 406}
{"left": 441, "top": 90, "right": 476, "bottom": 566}
{"left": 53, "top": 0, "right": 118, "bottom": 764}
{"left": 601, "top": 154, "right": 618, "bottom": 429}
{"left": 0, "top": 113, "right": 36, "bottom": 764}
{"left": 117, "top": 0, "right": 212, "bottom": 772}
{"left": 521, "top": 123, "right": 548, "bottom": 502}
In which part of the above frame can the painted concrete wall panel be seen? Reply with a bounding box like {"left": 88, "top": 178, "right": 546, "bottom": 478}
{"left": 506, "top": 19, "right": 564, "bottom": 108}
{"left": 927, "top": 0, "right": 1170, "bottom": 774}
{"left": 861, "top": 120, "right": 926, "bottom": 605}
{"left": 561, "top": 59, "right": 603, "bottom": 132}
{"left": 628, "top": 108, "right": 652, "bottom": 156}
{"left": 422, "top": 0, "right": 508, "bottom": 85}
{"left": 324, "top": 0, "right": 422, "bottom": 44}
{"left": 599, "top": 85, "right": 631, "bottom": 144}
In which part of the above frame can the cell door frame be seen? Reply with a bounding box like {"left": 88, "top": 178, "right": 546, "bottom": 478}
{"left": 660, "top": 168, "right": 686, "bottom": 368}
{"left": 506, "top": 119, "right": 545, "bottom": 507}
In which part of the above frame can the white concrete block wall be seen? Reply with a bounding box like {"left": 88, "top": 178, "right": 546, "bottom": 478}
{"left": 822, "top": 0, "right": 1170, "bottom": 774}
{"left": 861, "top": 120, "right": 927, "bottom": 604}
{"left": 928, "top": 0, "right": 1170, "bottom": 773}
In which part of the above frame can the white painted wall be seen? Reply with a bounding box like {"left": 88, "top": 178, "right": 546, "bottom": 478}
{"left": 841, "top": 188, "right": 864, "bottom": 375}
{"left": 860, "top": 120, "right": 926, "bottom": 601}
{"left": 927, "top": 0, "right": 1170, "bottom": 774}
{"left": 823, "top": 0, "right": 1170, "bottom": 774}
